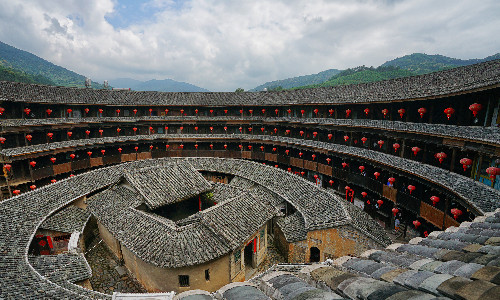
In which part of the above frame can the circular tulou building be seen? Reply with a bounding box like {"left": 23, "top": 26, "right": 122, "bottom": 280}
{"left": 0, "top": 59, "right": 499, "bottom": 299}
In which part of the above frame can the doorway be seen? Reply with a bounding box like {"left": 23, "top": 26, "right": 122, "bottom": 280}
{"left": 310, "top": 247, "right": 320, "bottom": 262}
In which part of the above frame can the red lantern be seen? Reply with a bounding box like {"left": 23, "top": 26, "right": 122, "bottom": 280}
{"left": 413, "top": 220, "right": 421, "bottom": 229}
{"left": 26, "top": 134, "right": 32, "bottom": 142}
{"left": 70, "top": 174, "right": 75, "bottom": 178}
{"left": 392, "top": 208, "right": 399, "bottom": 216}
{"left": 24, "top": 108, "right": 31, "bottom": 115}
{"left": 407, "top": 185, "right": 416, "bottom": 194}
{"left": 361, "top": 137, "right": 367, "bottom": 144}
{"left": 343, "top": 135, "right": 349, "bottom": 142}
{"left": 209, "top": 127, "right": 214, "bottom": 132}
{"left": 98, "top": 109, "right": 103, "bottom": 114}
{"left": 313, "top": 109, "right": 319, "bottom": 116}
{"left": 239, "top": 127, "right": 242, "bottom": 133}
{"left": 285, "top": 129, "right": 290, "bottom": 135}
{"left": 486, "top": 167, "right": 500, "bottom": 180}
{"left": 261, "top": 127, "right": 265, "bottom": 132}
{"left": 166, "top": 145, "right": 170, "bottom": 150}
{"left": 460, "top": 158, "right": 472, "bottom": 172}
{"left": 287, "top": 167, "right": 292, "bottom": 172}
{"left": 149, "top": 108, "right": 153, "bottom": 115}
{"left": 67, "top": 131, "right": 72, "bottom": 138}
{"left": 377, "top": 199, "right": 383, "bottom": 207}
{"left": 116, "top": 128, "right": 121, "bottom": 133}
{"left": 328, "top": 133, "right": 333, "bottom": 140}
{"left": 275, "top": 109, "right": 279, "bottom": 115}
{"left": 345, "top": 109, "right": 351, "bottom": 118}
{"left": 451, "top": 208, "right": 462, "bottom": 220}
{"left": 373, "top": 172, "right": 380, "bottom": 179}
{"left": 194, "top": 126, "right": 198, "bottom": 131}
{"left": 0, "top": 137, "right": 6, "bottom": 144}
{"left": 51, "top": 179, "right": 57, "bottom": 183}
{"left": 0, "top": 107, "right": 4, "bottom": 115}
{"left": 149, "top": 126, "right": 154, "bottom": 132}
{"left": 361, "top": 192, "right": 367, "bottom": 198}
{"left": 248, "top": 127, "right": 252, "bottom": 132}
{"left": 133, "top": 109, "right": 138, "bottom": 115}
{"left": 224, "top": 144, "right": 228, "bottom": 149}
{"left": 47, "top": 132, "right": 53, "bottom": 139}
{"left": 133, "top": 127, "right": 138, "bottom": 132}
{"left": 224, "top": 126, "right": 228, "bottom": 131}
{"left": 99, "top": 129, "right": 103, "bottom": 136}
{"left": 285, "top": 149, "right": 289, "bottom": 155}
{"left": 194, "top": 109, "right": 199, "bottom": 115}
{"left": 393, "top": 143, "right": 400, "bottom": 152}
{"left": 313, "top": 132, "right": 317, "bottom": 137}
{"left": 300, "top": 109, "right": 305, "bottom": 116}
{"left": 84, "top": 108, "right": 90, "bottom": 114}
{"left": 261, "top": 109, "right": 265, "bottom": 114}
{"left": 179, "top": 144, "right": 184, "bottom": 149}
{"left": 13, "top": 190, "right": 21, "bottom": 195}
{"left": 272, "top": 147, "right": 276, "bottom": 152}
{"left": 469, "top": 103, "right": 482, "bottom": 117}
{"left": 377, "top": 140, "right": 384, "bottom": 148}
{"left": 342, "top": 162, "right": 348, "bottom": 169}
{"left": 300, "top": 171, "right": 305, "bottom": 176}
{"left": 381, "top": 109, "right": 389, "bottom": 118}
{"left": 436, "top": 152, "right": 447, "bottom": 163}
{"left": 326, "top": 158, "right": 331, "bottom": 164}
{"left": 87, "top": 151, "right": 92, "bottom": 157}
{"left": 329, "top": 180, "right": 334, "bottom": 186}
{"left": 180, "top": 109, "right": 185, "bottom": 115}
{"left": 249, "top": 109, "right": 253, "bottom": 115}
{"left": 274, "top": 128, "right": 278, "bottom": 133}
{"left": 165, "top": 126, "right": 169, "bottom": 131}
{"left": 180, "top": 126, "right": 184, "bottom": 131}
{"left": 165, "top": 108, "right": 169, "bottom": 115}
{"left": 260, "top": 146, "right": 264, "bottom": 151}
{"left": 46, "top": 109, "right": 52, "bottom": 116}
{"left": 418, "top": 107, "right": 427, "bottom": 118}
{"left": 248, "top": 145, "right": 252, "bottom": 150}
{"left": 101, "top": 149, "right": 106, "bottom": 155}
{"left": 50, "top": 157, "right": 56, "bottom": 164}
{"left": 398, "top": 108, "right": 405, "bottom": 118}
{"left": 116, "top": 109, "right": 121, "bottom": 115}
{"left": 30, "top": 185, "right": 36, "bottom": 191}
{"left": 444, "top": 107, "right": 455, "bottom": 120}
{"left": 134, "top": 146, "right": 139, "bottom": 151}
{"left": 85, "top": 130, "right": 91, "bottom": 136}
{"left": 70, "top": 154, "right": 76, "bottom": 159}
{"left": 67, "top": 108, "right": 72, "bottom": 115}
{"left": 3, "top": 164, "right": 11, "bottom": 172}
{"left": 388, "top": 177, "right": 395, "bottom": 185}
{"left": 312, "top": 154, "right": 316, "bottom": 160}
{"left": 364, "top": 108, "right": 370, "bottom": 116}
{"left": 412, "top": 147, "right": 421, "bottom": 156}
{"left": 300, "top": 131, "right": 304, "bottom": 136}
{"left": 238, "top": 144, "right": 243, "bottom": 149}
{"left": 299, "top": 152, "right": 303, "bottom": 157}
{"left": 430, "top": 196, "right": 440, "bottom": 206}
{"left": 328, "top": 109, "right": 334, "bottom": 116}
{"left": 359, "top": 165, "right": 365, "bottom": 173}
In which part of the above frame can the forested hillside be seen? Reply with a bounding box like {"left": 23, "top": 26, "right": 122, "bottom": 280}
{"left": 250, "top": 68, "right": 340, "bottom": 91}
{"left": 0, "top": 64, "right": 55, "bottom": 85}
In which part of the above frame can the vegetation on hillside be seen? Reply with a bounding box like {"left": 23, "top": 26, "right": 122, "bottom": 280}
{"left": 250, "top": 68, "right": 340, "bottom": 91}
{"left": 0, "top": 41, "right": 104, "bottom": 88}
{"left": 0, "top": 63, "right": 55, "bottom": 85}
{"left": 294, "top": 66, "right": 416, "bottom": 89}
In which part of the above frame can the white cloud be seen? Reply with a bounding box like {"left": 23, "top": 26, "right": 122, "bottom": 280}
{"left": 0, "top": 0, "right": 499, "bottom": 91}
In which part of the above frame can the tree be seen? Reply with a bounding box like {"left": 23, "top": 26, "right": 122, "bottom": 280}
{"left": 235, "top": 88, "right": 244, "bottom": 93}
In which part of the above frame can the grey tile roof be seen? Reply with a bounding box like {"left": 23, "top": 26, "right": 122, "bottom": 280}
{"left": 39, "top": 205, "right": 90, "bottom": 233}
{"left": 275, "top": 212, "right": 308, "bottom": 242}
{"left": 28, "top": 253, "right": 92, "bottom": 283}
{"left": 1, "top": 59, "right": 499, "bottom": 105}
{"left": 124, "top": 161, "right": 212, "bottom": 209}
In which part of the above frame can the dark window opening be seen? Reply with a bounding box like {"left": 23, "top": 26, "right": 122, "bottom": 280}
{"left": 205, "top": 269, "right": 210, "bottom": 281}
{"left": 179, "top": 275, "right": 189, "bottom": 287}
{"left": 310, "top": 247, "right": 320, "bottom": 262}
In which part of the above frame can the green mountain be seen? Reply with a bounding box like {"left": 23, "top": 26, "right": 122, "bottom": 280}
{"left": 249, "top": 68, "right": 341, "bottom": 91}
{"left": 0, "top": 41, "right": 104, "bottom": 88}
{"left": 0, "top": 64, "right": 55, "bottom": 85}
{"left": 109, "top": 78, "right": 210, "bottom": 92}
{"left": 381, "top": 53, "right": 500, "bottom": 74}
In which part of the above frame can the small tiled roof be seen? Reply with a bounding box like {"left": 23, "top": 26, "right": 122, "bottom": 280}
{"left": 28, "top": 253, "right": 91, "bottom": 284}
{"left": 39, "top": 205, "right": 90, "bottom": 233}
{"left": 124, "top": 161, "right": 212, "bottom": 209}
{"left": 275, "top": 212, "right": 308, "bottom": 242}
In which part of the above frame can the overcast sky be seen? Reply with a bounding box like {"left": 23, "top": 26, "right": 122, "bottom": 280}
{"left": 0, "top": 0, "right": 499, "bottom": 91}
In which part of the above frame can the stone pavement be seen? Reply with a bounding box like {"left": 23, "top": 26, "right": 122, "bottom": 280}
{"left": 85, "top": 239, "right": 147, "bottom": 294}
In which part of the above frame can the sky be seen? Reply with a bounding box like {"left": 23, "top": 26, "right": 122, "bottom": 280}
{"left": 0, "top": 0, "right": 499, "bottom": 91}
